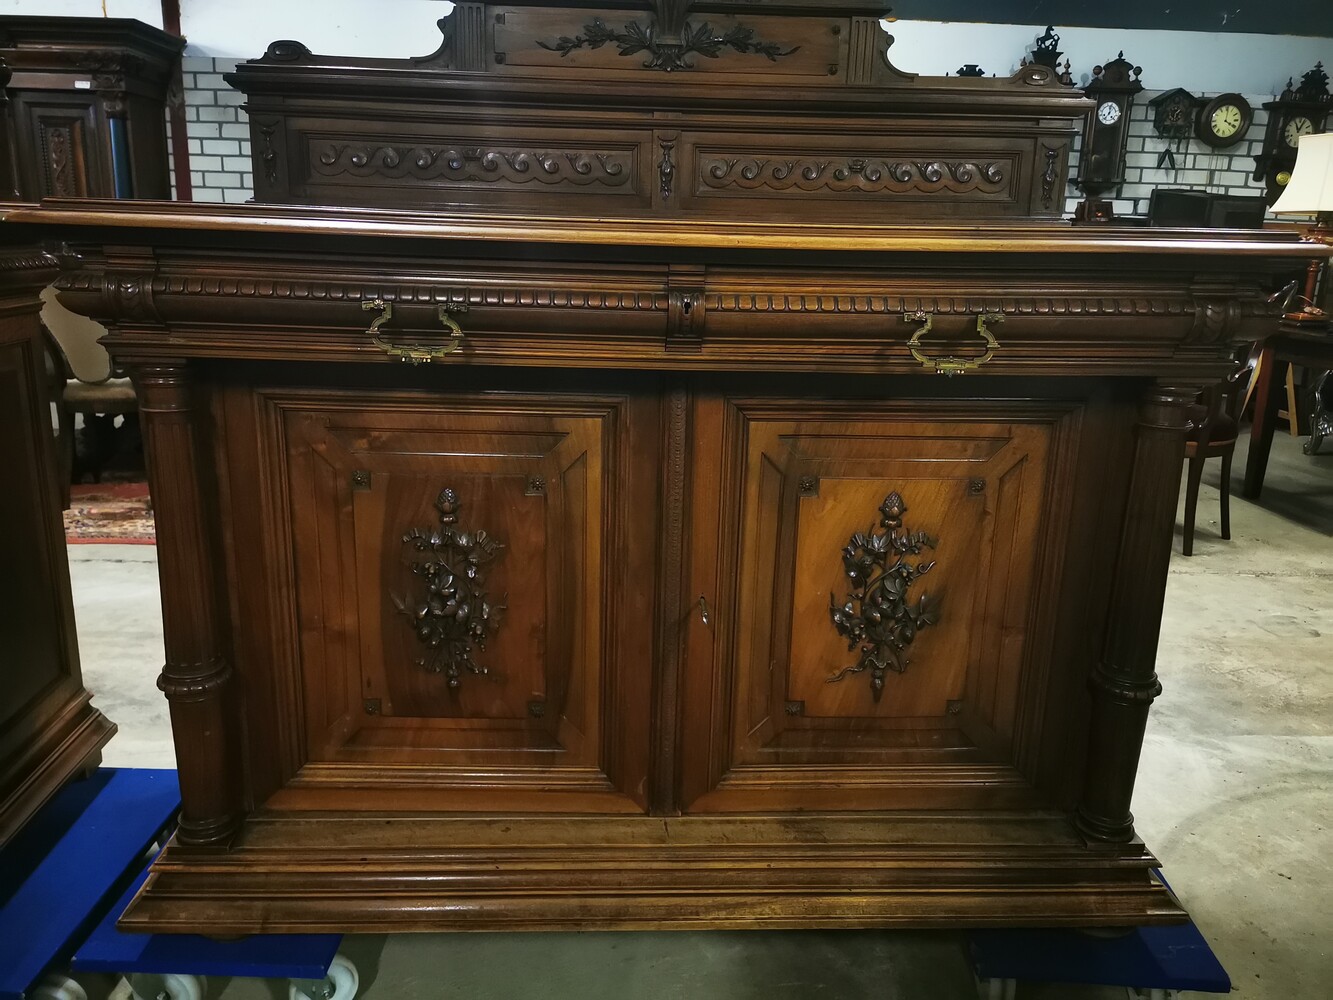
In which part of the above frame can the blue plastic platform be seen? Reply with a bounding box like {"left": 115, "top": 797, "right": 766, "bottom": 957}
{"left": 1, "top": 768, "right": 344, "bottom": 995}
{"left": 0, "top": 769, "right": 179, "bottom": 1000}
{"left": 74, "top": 857, "right": 341, "bottom": 980}
{"left": 969, "top": 879, "right": 1231, "bottom": 995}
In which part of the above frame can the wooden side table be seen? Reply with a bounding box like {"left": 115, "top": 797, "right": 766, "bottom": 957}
{"left": 1243, "top": 320, "right": 1333, "bottom": 498}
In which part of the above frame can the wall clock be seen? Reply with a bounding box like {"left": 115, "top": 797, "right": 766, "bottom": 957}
{"left": 1073, "top": 51, "right": 1144, "bottom": 223}
{"left": 1150, "top": 88, "right": 1197, "bottom": 169}
{"left": 1196, "top": 93, "right": 1253, "bottom": 149}
{"left": 1253, "top": 63, "right": 1331, "bottom": 205}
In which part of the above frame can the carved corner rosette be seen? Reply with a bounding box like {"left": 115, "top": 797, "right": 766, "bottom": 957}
{"left": 827, "top": 491, "right": 941, "bottom": 701}
{"left": 392, "top": 487, "right": 507, "bottom": 691}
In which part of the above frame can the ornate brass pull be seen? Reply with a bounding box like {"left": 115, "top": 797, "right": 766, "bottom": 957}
{"left": 362, "top": 298, "right": 468, "bottom": 365}
{"left": 904, "top": 311, "right": 1004, "bottom": 376}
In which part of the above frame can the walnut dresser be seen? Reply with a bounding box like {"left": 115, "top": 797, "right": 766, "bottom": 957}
{"left": 7, "top": 1, "right": 1327, "bottom": 933}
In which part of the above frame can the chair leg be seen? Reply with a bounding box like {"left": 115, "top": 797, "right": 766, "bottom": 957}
{"left": 1219, "top": 449, "right": 1233, "bottom": 541}
{"left": 1183, "top": 454, "right": 1204, "bottom": 556}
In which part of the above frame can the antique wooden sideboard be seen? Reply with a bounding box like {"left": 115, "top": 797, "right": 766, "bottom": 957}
{"left": 0, "top": 233, "right": 115, "bottom": 846}
{"left": 6, "top": 0, "right": 1327, "bottom": 933}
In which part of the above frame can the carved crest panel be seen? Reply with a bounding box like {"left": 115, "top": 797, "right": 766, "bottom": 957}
{"left": 496, "top": 8, "right": 839, "bottom": 78}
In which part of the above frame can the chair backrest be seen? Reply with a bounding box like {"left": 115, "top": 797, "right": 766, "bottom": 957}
{"left": 40, "top": 285, "right": 116, "bottom": 383}
{"left": 1188, "top": 365, "right": 1248, "bottom": 445}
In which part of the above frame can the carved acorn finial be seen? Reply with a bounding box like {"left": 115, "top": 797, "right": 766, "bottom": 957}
{"left": 435, "top": 487, "right": 460, "bottom": 525}
{"left": 879, "top": 492, "right": 906, "bottom": 530}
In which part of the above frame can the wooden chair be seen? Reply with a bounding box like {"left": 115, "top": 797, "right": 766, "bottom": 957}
{"left": 40, "top": 321, "right": 139, "bottom": 494}
{"left": 1182, "top": 370, "right": 1245, "bottom": 556}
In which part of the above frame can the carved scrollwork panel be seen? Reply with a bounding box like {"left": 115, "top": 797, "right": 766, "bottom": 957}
{"left": 699, "top": 156, "right": 1009, "bottom": 195}
{"left": 312, "top": 143, "right": 635, "bottom": 190}
{"left": 391, "top": 487, "right": 507, "bottom": 691}
{"left": 827, "top": 491, "right": 942, "bottom": 701}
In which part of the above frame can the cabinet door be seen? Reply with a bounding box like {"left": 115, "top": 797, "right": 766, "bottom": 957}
{"left": 11, "top": 94, "right": 105, "bottom": 200}
{"left": 247, "top": 385, "right": 657, "bottom": 813}
{"left": 681, "top": 391, "right": 1080, "bottom": 812}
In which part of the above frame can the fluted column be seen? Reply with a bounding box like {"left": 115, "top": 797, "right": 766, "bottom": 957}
{"left": 1075, "top": 383, "right": 1195, "bottom": 843}
{"left": 135, "top": 364, "right": 244, "bottom": 845}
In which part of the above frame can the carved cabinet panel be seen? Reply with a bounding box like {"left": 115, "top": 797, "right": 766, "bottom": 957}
{"left": 230, "top": 383, "right": 659, "bottom": 814}
{"left": 12, "top": 96, "right": 99, "bottom": 199}
{"left": 681, "top": 392, "right": 1077, "bottom": 812}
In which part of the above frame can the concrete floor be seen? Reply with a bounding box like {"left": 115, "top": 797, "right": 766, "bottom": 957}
{"left": 65, "top": 430, "right": 1332, "bottom": 1000}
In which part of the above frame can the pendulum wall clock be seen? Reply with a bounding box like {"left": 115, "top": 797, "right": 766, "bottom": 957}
{"left": 1195, "top": 92, "right": 1253, "bottom": 151}
{"left": 1149, "top": 88, "right": 1197, "bottom": 171}
{"left": 1254, "top": 63, "right": 1331, "bottom": 205}
{"left": 1074, "top": 52, "right": 1144, "bottom": 223}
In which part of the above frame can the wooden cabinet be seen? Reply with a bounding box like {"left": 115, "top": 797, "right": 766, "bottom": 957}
{"left": 0, "top": 17, "right": 182, "bottom": 201}
{"left": 10, "top": 0, "right": 1331, "bottom": 936}
{"left": 22, "top": 205, "right": 1323, "bottom": 933}
{"left": 0, "top": 245, "right": 115, "bottom": 845}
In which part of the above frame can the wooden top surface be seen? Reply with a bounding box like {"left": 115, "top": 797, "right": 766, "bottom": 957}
{"left": 7, "top": 199, "right": 1330, "bottom": 261}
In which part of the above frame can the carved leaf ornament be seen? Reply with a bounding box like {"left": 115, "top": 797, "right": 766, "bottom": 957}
{"left": 538, "top": 10, "right": 799, "bottom": 73}
{"left": 828, "top": 491, "right": 942, "bottom": 701}
{"left": 392, "top": 488, "right": 506, "bottom": 691}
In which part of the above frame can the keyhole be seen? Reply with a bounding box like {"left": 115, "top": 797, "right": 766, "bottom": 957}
{"left": 682, "top": 299, "right": 693, "bottom": 315}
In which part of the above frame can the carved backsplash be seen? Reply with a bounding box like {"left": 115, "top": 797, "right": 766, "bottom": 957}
{"left": 229, "top": 1, "right": 1087, "bottom": 219}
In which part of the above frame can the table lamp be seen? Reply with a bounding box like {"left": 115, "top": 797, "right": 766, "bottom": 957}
{"left": 1271, "top": 132, "right": 1333, "bottom": 324}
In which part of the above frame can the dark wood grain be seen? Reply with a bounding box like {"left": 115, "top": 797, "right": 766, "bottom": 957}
{"left": 0, "top": 245, "right": 115, "bottom": 846}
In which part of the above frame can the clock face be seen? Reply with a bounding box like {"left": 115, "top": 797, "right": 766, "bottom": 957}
{"left": 1097, "top": 101, "right": 1122, "bottom": 126}
{"left": 1285, "top": 116, "right": 1315, "bottom": 147}
{"left": 1210, "top": 104, "right": 1244, "bottom": 139}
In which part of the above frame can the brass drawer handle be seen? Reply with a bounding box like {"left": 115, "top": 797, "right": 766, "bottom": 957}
{"left": 363, "top": 298, "right": 468, "bottom": 365}
{"left": 904, "top": 311, "right": 1004, "bottom": 376}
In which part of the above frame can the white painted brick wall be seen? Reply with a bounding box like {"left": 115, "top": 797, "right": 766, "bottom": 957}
{"left": 168, "top": 57, "right": 254, "bottom": 204}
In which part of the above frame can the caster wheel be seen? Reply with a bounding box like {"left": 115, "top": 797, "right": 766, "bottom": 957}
{"left": 290, "top": 953, "right": 359, "bottom": 1000}
{"left": 128, "top": 973, "right": 207, "bottom": 1000}
{"left": 31, "top": 975, "right": 88, "bottom": 1000}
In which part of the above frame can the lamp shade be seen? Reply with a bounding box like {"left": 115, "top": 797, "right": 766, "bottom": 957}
{"left": 1271, "top": 132, "right": 1333, "bottom": 215}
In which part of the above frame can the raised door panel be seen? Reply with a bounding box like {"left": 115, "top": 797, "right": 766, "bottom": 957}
{"left": 11, "top": 94, "right": 104, "bottom": 200}
{"left": 681, "top": 393, "right": 1079, "bottom": 812}
{"left": 255, "top": 386, "right": 655, "bottom": 813}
